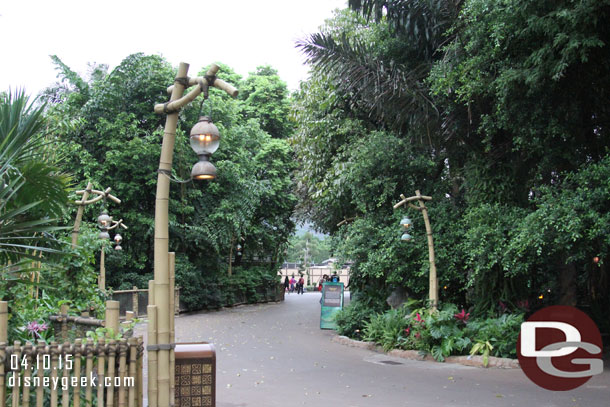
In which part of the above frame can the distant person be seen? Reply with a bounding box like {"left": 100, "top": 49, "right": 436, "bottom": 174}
{"left": 330, "top": 273, "right": 340, "bottom": 283}
{"left": 297, "top": 276, "right": 305, "bottom": 294}
{"left": 289, "top": 275, "right": 296, "bottom": 293}
{"left": 284, "top": 276, "right": 290, "bottom": 292}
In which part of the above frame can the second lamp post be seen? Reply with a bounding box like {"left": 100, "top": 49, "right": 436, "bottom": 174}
{"left": 394, "top": 190, "right": 438, "bottom": 309}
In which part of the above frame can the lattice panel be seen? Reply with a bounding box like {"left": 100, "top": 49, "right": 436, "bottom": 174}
{"left": 175, "top": 359, "right": 214, "bottom": 406}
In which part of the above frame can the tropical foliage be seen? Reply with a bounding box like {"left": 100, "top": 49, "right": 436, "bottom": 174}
{"left": 293, "top": 0, "right": 610, "bottom": 325}
{"left": 40, "top": 54, "right": 297, "bottom": 307}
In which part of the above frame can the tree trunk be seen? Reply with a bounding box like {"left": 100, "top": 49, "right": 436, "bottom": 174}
{"left": 558, "top": 262, "right": 577, "bottom": 306}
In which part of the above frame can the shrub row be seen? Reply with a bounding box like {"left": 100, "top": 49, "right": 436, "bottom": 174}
{"left": 335, "top": 300, "right": 524, "bottom": 364}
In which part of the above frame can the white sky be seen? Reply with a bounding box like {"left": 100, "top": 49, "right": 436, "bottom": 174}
{"left": 0, "top": 0, "right": 347, "bottom": 95}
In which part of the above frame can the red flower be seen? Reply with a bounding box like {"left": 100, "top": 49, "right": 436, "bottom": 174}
{"left": 414, "top": 313, "right": 422, "bottom": 323}
{"left": 454, "top": 309, "right": 470, "bottom": 323}
{"left": 404, "top": 327, "right": 411, "bottom": 335}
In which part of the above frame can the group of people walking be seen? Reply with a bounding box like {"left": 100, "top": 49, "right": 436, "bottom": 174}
{"left": 284, "top": 275, "right": 305, "bottom": 294}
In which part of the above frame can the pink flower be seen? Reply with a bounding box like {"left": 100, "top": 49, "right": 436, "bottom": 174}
{"left": 454, "top": 309, "right": 470, "bottom": 323}
{"left": 404, "top": 327, "right": 411, "bottom": 335}
{"left": 414, "top": 313, "right": 422, "bottom": 323}
{"left": 26, "top": 321, "right": 39, "bottom": 334}
{"left": 26, "top": 321, "right": 48, "bottom": 338}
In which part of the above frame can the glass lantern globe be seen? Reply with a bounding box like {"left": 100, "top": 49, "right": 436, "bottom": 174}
{"left": 400, "top": 217, "right": 412, "bottom": 229}
{"left": 98, "top": 212, "right": 111, "bottom": 228}
{"left": 190, "top": 116, "right": 220, "bottom": 155}
{"left": 114, "top": 234, "right": 123, "bottom": 243}
{"left": 99, "top": 231, "right": 110, "bottom": 240}
{"left": 401, "top": 233, "right": 412, "bottom": 241}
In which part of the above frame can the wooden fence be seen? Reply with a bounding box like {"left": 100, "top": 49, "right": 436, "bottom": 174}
{"left": 0, "top": 301, "right": 144, "bottom": 407}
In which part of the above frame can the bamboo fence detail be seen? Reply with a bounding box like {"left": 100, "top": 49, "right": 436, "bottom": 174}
{"left": 0, "top": 301, "right": 144, "bottom": 407}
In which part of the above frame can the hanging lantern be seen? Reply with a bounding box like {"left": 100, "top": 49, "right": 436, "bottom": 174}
{"left": 400, "top": 217, "right": 412, "bottom": 229}
{"left": 190, "top": 116, "right": 219, "bottom": 180}
{"left": 98, "top": 210, "right": 111, "bottom": 239}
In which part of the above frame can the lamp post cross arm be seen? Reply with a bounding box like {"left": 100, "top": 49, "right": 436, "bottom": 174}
{"left": 393, "top": 194, "right": 432, "bottom": 209}
{"left": 108, "top": 219, "right": 128, "bottom": 231}
{"left": 75, "top": 188, "right": 121, "bottom": 205}
{"left": 154, "top": 63, "right": 238, "bottom": 115}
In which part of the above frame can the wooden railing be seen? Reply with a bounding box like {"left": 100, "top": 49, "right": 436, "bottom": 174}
{"left": 0, "top": 301, "right": 144, "bottom": 407}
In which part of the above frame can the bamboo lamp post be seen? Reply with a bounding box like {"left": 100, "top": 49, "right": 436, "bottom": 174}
{"left": 98, "top": 219, "right": 128, "bottom": 290}
{"left": 71, "top": 185, "right": 122, "bottom": 290}
{"left": 150, "top": 62, "right": 238, "bottom": 407}
{"left": 393, "top": 190, "right": 438, "bottom": 309}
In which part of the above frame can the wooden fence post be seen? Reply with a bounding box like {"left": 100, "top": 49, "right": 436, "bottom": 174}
{"left": 147, "top": 306, "right": 158, "bottom": 407}
{"left": 0, "top": 301, "right": 7, "bottom": 407}
{"left": 132, "top": 286, "right": 138, "bottom": 317}
{"left": 105, "top": 301, "right": 120, "bottom": 337}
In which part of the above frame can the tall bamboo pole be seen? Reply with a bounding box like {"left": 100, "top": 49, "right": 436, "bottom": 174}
{"left": 415, "top": 190, "right": 438, "bottom": 309}
{"left": 151, "top": 61, "right": 238, "bottom": 407}
{"left": 153, "top": 62, "right": 188, "bottom": 407}
{"left": 72, "top": 182, "right": 93, "bottom": 247}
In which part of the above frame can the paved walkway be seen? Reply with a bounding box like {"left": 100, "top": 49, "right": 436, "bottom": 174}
{"left": 137, "top": 292, "right": 609, "bottom": 407}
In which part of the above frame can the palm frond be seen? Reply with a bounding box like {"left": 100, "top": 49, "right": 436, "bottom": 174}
{"left": 297, "top": 32, "right": 438, "bottom": 132}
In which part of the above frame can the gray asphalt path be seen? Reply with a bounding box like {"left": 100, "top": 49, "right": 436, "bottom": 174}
{"left": 139, "top": 292, "right": 609, "bottom": 407}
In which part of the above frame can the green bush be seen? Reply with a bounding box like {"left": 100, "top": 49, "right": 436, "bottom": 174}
{"left": 334, "top": 300, "right": 376, "bottom": 339}
{"left": 175, "top": 258, "right": 280, "bottom": 311}
{"left": 360, "top": 301, "right": 524, "bottom": 361}
{"left": 364, "top": 306, "right": 411, "bottom": 351}
{"left": 465, "top": 313, "right": 524, "bottom": 359}
{"left": 399, "top": 303, "right": 471, "bottom": 362}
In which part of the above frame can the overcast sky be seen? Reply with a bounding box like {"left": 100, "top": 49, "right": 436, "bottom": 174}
{"left": 0, "top": 0, "right": 347, "bottom": 95}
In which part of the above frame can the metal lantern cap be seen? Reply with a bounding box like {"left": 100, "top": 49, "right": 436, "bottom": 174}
{"left": 190, "top": 116, "right": 220, "bottom": 155}
{"left": 191, "top": 157, "right": 217, "bottom": 180}
{"left": 400, "top": 217, "right": 412, "bottom": 228}
{"left": 401, "top": 233, "right": 412, "bottom": 241}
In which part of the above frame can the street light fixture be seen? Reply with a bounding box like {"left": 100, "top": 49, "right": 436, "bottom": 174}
{"left": 114, "top": 233, "right": 123, "bottom": 250}
{"left": 98, "top": 210, "right": 112, "bottom": 240}
{"left": 190, "top": 115, "right": 220, "bottom": 180}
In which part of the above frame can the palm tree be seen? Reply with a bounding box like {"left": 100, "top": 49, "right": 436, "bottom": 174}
{"left": 0, "top": 90, "right": 71, "bottom": 276}
{"left": 296, "top": 0, "right": 462, "bottom": 136}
